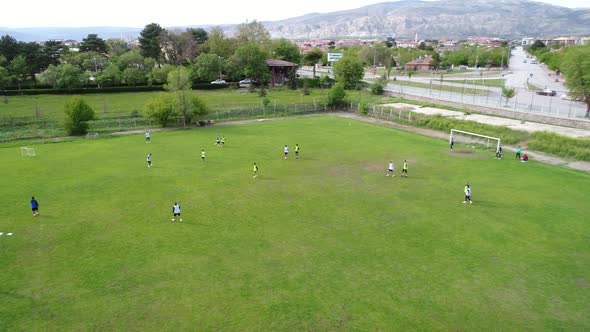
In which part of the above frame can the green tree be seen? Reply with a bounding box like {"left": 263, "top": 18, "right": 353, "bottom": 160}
{"left": 202, "top": 27, "right": 236, "bottom": 59}
{"left": 187, "top": 28, "right": 208, "bottom": 45}
{"left": 96, "top": 63, "right": 122, "bottom": 87}
{"left": 529, "top": 40, "right": 546, "bottom": 53}
{"left": 235, "top": 20, "right": 271, "bottom": 48}
{"left": 80, "top": 34, "right": 108, "bottom": 54}
{"left": 270, "top": 38, "right": 301, "bottom": 63}
{"left": 165, "top": 66, "right": 192, "bottom": 91}
{"left": 0, "top": 35, "right": 20, "bottom": 62}
{"left": 502, "top": 86, "right": 517, "bottom": 106}
{"left": 327, "top": 83, "right": 347, "bottom": 107}
{"left": 115, "top": 50, "right": 145, "bottom": 69}
{"left": 158, "top": 30, "right": 197, "bottom": 65}
{"left": 56, "top": 64, "right": 85, "bottom": 89}
{"left": 303, "top": 48, "right": 323, "bottom": 78}
{"left": 0, "top": 65, "right": 12, "bottom": 92}
{"left": 63, "top": 96, "right": 95, "bottom": 135}
{"left": 9, "top": 55, "right": 29, "bottom": 90}
{"left": 139, "top": 23, "right": 165, "bottom": 59}
{"left": 122, "top": 67, "right": 146, "bottom": 86}
{"left": 144, "top": 93, "right": 176, "bottom": 126}
{"left": 229, "top": 44, "right": 270, "bottom": 83}
{"left": 191, "top": 53, "right": 223, "bottom": 82}
{"left": 106, "top": 39, "right": 130, "bottom": 57}
{"left": 147, "top": 64, "right": 174, "bottom": 85}
{"left": 561, "top": 45, "right": 590, "bottom": 117}
{"left": 333, "top": 55, "right": 364, "bottom": 89}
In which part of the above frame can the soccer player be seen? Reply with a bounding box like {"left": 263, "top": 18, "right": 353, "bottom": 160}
{"left": 253, "top": 162, "right": 259, "bottom": 178}
{"left": 172, "top": 202, "right": 182, "bottom": 222}
{"left": 516, "top": 146, "right": 522, "bottom": 160}
{"left": 221, "top": 136, "right": 226, "bottom": 147}
{"left": 495, "top": 145, "right": 503, "bottom": 159}
{"left": 295, "top": 144, "right": 300, "bottom": 159}
{"left": 450, "top": 136, "right": 454, "bottom": 152}
{"left": 463, "top": 183, "right": 472, "bottom": 204}
{"left": 283, "top": 145, "right": 289, "bottom": 160}
{"left": 147, "top": 153, "right": 152, "bottom": 168}
{"left": 387, "top": 161, "right": 395, "bottom": 177}
{"left": 201, "top": 149, "right": 206, "bottom": 161}
{"left": 30, "top": 196, "right": 39, "bottom": 216}
{"left": 401, "top": 160, "right": 409, "bottom": 177}
{"left": 216, "top": 136, "right": 221, "bottom": 146}
{"left": 145, "top": 131, "right": 150, "bottom": 143}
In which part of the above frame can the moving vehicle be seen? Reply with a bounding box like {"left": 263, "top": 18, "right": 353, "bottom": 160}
{"left": 536, "top": 89, "right": 556, "bottom": 96}
{"left": 211, "top": 79, "right": 226, "bottom": 84}
{"left": 560, "top": 93, "right": 583, "bottom": 101}
{"left": 239, "top": 78, "right": 255, "bottom": 87}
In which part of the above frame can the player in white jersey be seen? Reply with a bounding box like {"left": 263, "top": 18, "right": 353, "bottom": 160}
{"left": 283, "top": 145, "right": 289, "bottom": 160}
{"left": 146, "top": 153, "right": 152, "bottom": 168}
{"left": 463, "top": 183, "right": 472, "bottom": 204}
{"left": 387, "top": 161, "right": 395, "bottom": 177}
{"left": 145, "top": 131, "right": 150, "bottom": 143}
{"left": 172, "top": 202, "right": 182, "bottom": 222}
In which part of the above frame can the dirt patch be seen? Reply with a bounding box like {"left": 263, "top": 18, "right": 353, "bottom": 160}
{"left": 328, "top": 165, "right": 352, "bottom": 177}
{"left": 576, "top": 279, "right": 589, "bottom": 288}
{"left": 364, "top": 163, "right": 384, "bottom": 171}
{"left": 452, "top": 150, "right": 475, "bottom": 154}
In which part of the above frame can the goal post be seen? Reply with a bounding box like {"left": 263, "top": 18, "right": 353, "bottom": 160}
{"left": 450, "top": 129, "right": 501, "bottom": 152}
{"left": 20, "top": 147, "right": 36, "bottom": 157}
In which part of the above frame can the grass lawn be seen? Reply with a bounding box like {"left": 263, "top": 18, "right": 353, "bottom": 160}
{"left": 443, "top": 78, "right": 505, "bottom": 87}
{"left": 0, "top": 88, "right": 385, "bottom": 141}
{"left": 386, "top": 79, "right": 489, "bottom": 95}
{"left": 1, "top": 116, "right": 589, "bottom": 330}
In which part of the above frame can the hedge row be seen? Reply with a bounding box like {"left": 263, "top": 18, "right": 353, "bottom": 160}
{"left": 1, "top": 83, "right": 228, "bottom": 96}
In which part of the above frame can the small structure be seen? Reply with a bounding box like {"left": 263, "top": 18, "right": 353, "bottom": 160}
{"left": 405, "top": 56, "right": 433, "bottom": 72}
{"left": 266, "top": 59, "right": 298, "bottom": 86}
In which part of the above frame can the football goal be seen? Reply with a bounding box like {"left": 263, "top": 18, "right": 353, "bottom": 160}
{"left": 450, "top": 129, "right": 501, "bottom": 152}
{"left": 85, "top": 133, "right": 99, "bottom": 139}
{"left": 20, "top": 147, "right": 36, "bottom": 157}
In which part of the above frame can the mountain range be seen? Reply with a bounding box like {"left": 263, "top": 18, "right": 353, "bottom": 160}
{"left": 2, "top": 0, "right": 590, "bottom": 42}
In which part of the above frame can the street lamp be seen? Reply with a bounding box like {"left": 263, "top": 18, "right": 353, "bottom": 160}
{"left": 474, "top": 45, "right": 479, "bottom": 69}
{"left": 218, "top": 56, "right": 223, "bottom": 80}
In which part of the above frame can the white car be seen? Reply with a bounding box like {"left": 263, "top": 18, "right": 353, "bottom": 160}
{"left": 211, "top": 79, "right": 226, "bottom": 84}
{"left": 560, "top": 94, "right": 583, "bottom": 101}
{"left": 239, "top": 78, "right": 256, "bottom": 87}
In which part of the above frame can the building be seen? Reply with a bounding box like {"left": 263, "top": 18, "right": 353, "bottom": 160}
{"left": 266, "top": 59, "right": 298, "bottom": 86}
{"left": 521, "top": 37, "right": 535, "bottom": 46}
{"left": 405, "top": 56, "right": 432, "bottom": 72}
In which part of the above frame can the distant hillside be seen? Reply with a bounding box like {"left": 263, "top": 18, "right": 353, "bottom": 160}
{"left": 2, "top": 0, "right": 590, "bottom": 42}
{"left": 264, "top": 0, "right": 590, "bottom": 39}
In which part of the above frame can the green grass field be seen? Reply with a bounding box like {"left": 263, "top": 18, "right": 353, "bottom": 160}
{"left": 2, "top": 116, "right": 589, "bottom": 330}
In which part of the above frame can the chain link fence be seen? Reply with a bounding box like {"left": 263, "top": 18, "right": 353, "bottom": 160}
{"left": 385, "top": 81, "right": 588, "bottom": 119}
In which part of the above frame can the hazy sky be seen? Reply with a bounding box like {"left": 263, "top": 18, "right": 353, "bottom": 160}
{"left": 1, "top": 0, "right": 588, "bottom": 28}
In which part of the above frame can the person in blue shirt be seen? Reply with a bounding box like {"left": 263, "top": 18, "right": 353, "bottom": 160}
{"left": 30, "top": 196, "right": 39, "bottom": 216}
{"left": 516, "top": 146, "right": 522, "bottom": 160}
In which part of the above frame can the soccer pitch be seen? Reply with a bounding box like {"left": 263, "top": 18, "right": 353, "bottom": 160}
{"left": 1, "top": 116, "right": 589, "bottom": 330}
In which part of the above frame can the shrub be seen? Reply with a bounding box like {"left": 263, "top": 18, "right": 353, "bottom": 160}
{"left": 360, "top": 102, "right": 369, "bottom": 115}
{"left": 528, "top": 131, "right": 590, "bottom": 161}
{"left": 371, "top": 82, "right": 384, "bottom": 95}
{"left": 258, "top": 86, "right": 267, "bottom": 97}
{"left": 63, "top": 96, "right": 96, "bottom": 135}
{"left": 144, "top": 93, "right": 176, "bottom": 127}
{"left": 327, "top": 83, "right": 347, "bottom": 108}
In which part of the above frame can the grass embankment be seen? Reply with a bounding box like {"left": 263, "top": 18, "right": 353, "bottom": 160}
{"left": 373, "top": 99, "right": 590, "bottom": 161}
{"left": 2, "top": 116, "right": 590, "bottom": 330}
{"left": 443, "top": 78, "right": 504, "bottom": 87}
{"left": 387, "top": 79, "right": 489, "bottom": 95}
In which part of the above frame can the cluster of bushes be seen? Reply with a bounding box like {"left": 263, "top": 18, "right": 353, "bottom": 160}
{"left": 414, "top": 115, "right": 527, "bottom": 145}
{"left": 528, "top": 132, "right": 590, "bottom": 161}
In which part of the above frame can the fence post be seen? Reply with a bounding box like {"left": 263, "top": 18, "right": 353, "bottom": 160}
{"left": 567, "top": 100, "right": 573, "bottom": 117}
{"left": 408, "top": 111, "right": 411, "bottom": 121}
{"left": 313, "top": 98, "right": 317, "bottom": 111}
{"left": 389, "top": 109, "right": 393, "bottom": 118}
{"left": 216, "top": 111, "right": 219, "bottom": 120}
{"left": 399, "top": 109, "right": 402, "bottom": 120}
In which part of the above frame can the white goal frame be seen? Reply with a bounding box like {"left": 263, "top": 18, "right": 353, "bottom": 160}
{"left": 450, "top": 129, "right": 501, "bottom": 152}
{"left": 20, "top": 147, "right": 36, "bottom": 157}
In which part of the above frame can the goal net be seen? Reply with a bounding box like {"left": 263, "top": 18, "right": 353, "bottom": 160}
{"left": 20, "top": 147, "right": 36, "bottom": 157}
{"left": 85, "top": 133, "right": 99, "bottom": 139}
{"left": 450, "top": 129, "right": 501, "bottom": 152}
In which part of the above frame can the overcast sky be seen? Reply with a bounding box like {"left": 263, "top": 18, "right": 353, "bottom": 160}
{"left": 1, "top": 0, "right": 588, "bottom": 28}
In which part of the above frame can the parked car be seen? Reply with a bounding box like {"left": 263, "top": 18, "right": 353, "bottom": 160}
{"left": 536, "top": 89, "right": 557, "bottom": 96}
{"left": 239, "top": 78, "right": 255, "bottom": 87}
{"left": 560, "top": 94, "right": 583, "bottom": 101}
{"left": 211, "top": 79, "right": 226, "bottom": 84}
